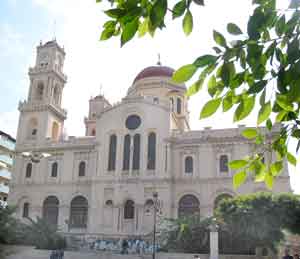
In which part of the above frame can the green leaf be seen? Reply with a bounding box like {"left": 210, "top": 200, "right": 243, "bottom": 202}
{"left": 138, "top": 18, "right": 149, "bottom": 37}
{"left": 257, "top": 101, "right": 271, "bottom": 125}
{"left": 229, "top": 159, "right": 248, "bottom": 170}
{"left": 221, "top": 62, "right": 235, "bottom": 86}
{"left": 287, "top": 152, "right": 297, "bottom": 166}
{"left": 247, "top": 80, "right": 267, "bottom": 94}
{"left": 270, "top": 161, "right": 283, "bottom": 176}
{"left": 183, "top": 10, "right": 193, "bottom": 36}
{"left": 275, "top": 15, "right": 285, "bottom": 36}
{"left": 265, "top": 172, "right": 274, "bottom": 189}
{"left": 275, "top": 110, "right": 287, "bottom": 122}
{"left": 222, "top": 95, "right": 233, "bottom": 112}
{"left": 227, "top": 23, "right": 243, "bottom": 35}
{"left": 213, "top": 30, "right": 227, "bottom": 47}
{"left": 186, "top": 79, "right": 204, "bottom": 97}
{"left": 233, "top": 171, "right": 247, "bottom": 189}
{"left": 150, "top": 0, "right": 167, "bottom": 28}
{"left": 242, "top": 128, "right": 258, "bottom": 139}
{"left": 292, "top": 129, "right": 300, "bottom": 139}
{"left": 266, "top": 118, "right": 272, "bottom": 131}
{"left": 121, "top": 19, "right": 139, "bottom": 46}
{"left": 193, "top": 55, "right": 218, "bottom": 68}
{"left": 200, "top": 98, "right": 222, "bottom": 119}
{"left": 234, "top": 96, "right": 255, "bottom": 122}
{"left": 276, "top": 95, "right": 294, "bottom": 111}
{"left": 172, "top": 0, "right": 186, "bottom": 19}
{"left": 100, "top": 27, "right": 115, "bottom": 41}
{"left": 172, "top": 64, "right": 197, "bottom": 83}
{"left": 104, "top": 8, "right": 126, "bottom": 19}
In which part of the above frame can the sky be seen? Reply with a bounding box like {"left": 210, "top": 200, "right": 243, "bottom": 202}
{"left": 0, "top": 0, "right": 299, "bottom": 192}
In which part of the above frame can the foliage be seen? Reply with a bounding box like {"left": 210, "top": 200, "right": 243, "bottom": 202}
{"left": 159, "top": 215, "right": 210, "bottom": 253}
{"left": 0, "top": 205, "right": 20, "bottom": 244}
{"left": 97, "top": 0, "right": 300, "bottom": 189}
{"left": 215, "top": 192, "right": 300, "bottom": 252}
{"left": 24, "top": 217, "right": 66, "bottom": 250}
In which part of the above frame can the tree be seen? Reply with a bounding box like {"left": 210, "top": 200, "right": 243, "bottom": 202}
{"left": 215, "top": 192, "right": 300, "bottom": 253}
{"left": 0, "top": 205, "right": 21, "bottom": 244}
{"left": 96, "top": 0, "right": 300, "bottom": 189}
{"left": 24, "top": 217, "right": 66, "bottom": 250}
{"left": 159, "top": 216, "right": 210, "bottom": 253}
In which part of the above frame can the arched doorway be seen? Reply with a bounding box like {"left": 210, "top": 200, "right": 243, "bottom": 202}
{"left": 43, "top": 196, "right": 59, "bottom": 226}
{"left": 178, "top": 194, "right": 200, "bottom": 217}
{"left": 70, "top": 196, "right": 88, "bottom": 228}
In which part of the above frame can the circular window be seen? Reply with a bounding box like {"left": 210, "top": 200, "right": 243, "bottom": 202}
{"left": 125, "top": 115, "right": 141, "bottom": 130}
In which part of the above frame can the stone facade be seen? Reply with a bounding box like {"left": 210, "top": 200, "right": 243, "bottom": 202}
{"left": 9, "top": 40, "right": 291, "bottom": 238}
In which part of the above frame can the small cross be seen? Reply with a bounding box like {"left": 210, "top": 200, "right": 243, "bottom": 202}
{"left": 157, "top": 53, "right": 161, "bottom": 65}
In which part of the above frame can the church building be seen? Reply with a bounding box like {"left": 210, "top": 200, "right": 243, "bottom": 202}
{"left": 9, "top": 40, "right": 291, "bottom": 238}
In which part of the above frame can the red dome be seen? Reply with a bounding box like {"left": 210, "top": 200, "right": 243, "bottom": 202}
{"left": 133, "top": 66, "right": 174, "bottom": 83}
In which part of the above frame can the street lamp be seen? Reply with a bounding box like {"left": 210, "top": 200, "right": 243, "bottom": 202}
{"left": 152, "top": 191, "right": 161, "bottom": 259}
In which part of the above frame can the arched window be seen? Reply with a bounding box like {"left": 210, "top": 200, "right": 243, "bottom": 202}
{"left": 70, "top": 196, "right": 88, "bottom": 228}
{"left": 105, "top": 200, "right": 113, "bottom": 207}
{"left": 78, "top": 161, "right": 86, "bottom": 177}
{"left": 124, "top": 200, "right": 135, "bottom": 219}
{"left": 178, "top": 195, "right": 200, "bottom": 218}
{"left": 170, "top": 98, "right": 174, "bottom": 112}
{"left": 43, "top": 196, "right": 59, "bottom": 226}
{"left": 123, "top": 134, "right": 131, "bottom": 171}
{"left": 177, "top": 98, "right": 182, "bottom": 114}
{"left": 185, "top": 156, "right": 193, "bottom": 174}
{"left": 219, "top": 155, "right": 229, "bottom": 173}
{"left": 36, "top": 82, "right": 44, "bottom": 100}
{"left": 132, "top": 134, "right": 140, "bottom": 170}
{"left": 51, "top": 122, "right": 59, "bottom": 140}
{"left": 28, "top": 118, "right": 38, "bottom": 139}
{"left": 25, "top": 163, "right": 32, "bottom": 178}
{"left": 147, "top": 132, "right": 156, "bottom": 170}
{"left": 53, "top": 86, "right": 60, "bottom": 105}
{"left": 23, "top": 202, "right": 29, "bottom": 218}
{"left": 214, "top": 193, "right": 233, "bottom": 210}
{"left": 108, "top": 134, "right": 117, "bottom": 171}
{"left": 51, "top": 162, "right": 58, "bottom": 177}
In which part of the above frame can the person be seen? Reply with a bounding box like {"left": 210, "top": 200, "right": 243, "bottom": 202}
{"left": 121, "top": 239, "right": 128, "bottom": 254}
{"left": 283, "top": 249, "right": 294, "bottom": 259}
{"left": 294, "top": 254, "right": 300, "bottom": 259}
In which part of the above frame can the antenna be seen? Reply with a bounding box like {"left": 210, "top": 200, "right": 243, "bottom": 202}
{"left": 53, "top": 20, "right": 57, "bottom": 40}
{"left": 157, "top": 53, "right": 161, "bottom": 65}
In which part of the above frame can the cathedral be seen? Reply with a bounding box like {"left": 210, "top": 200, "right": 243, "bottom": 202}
{"left": 9, "top": 40, "right": 291, "bottom": 238}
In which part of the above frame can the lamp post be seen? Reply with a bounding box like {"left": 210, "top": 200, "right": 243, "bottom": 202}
{"left": 152, "top": 191, "right": 158, "bottom": 259}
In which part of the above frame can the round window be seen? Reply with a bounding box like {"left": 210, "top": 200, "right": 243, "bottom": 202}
{"left": 125, "top": 115, "right": 141, "bottom": 130}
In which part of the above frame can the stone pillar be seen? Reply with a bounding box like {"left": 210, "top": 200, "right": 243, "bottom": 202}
{"left": 58, "top": 205, "right": 70, "bottom": 232}
{"left": 209, "top": 224, "right": 219, "bottom": 259}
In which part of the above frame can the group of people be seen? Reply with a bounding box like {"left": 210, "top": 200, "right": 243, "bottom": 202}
{"left": 50, "top": 249, "right": 64, "bottom": 259}
{"left": 283, "top": 249, "right": 300, "bottom": 259}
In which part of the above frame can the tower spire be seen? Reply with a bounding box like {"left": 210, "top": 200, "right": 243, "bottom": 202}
{"left": 157, "top": 53, "right": 161, "bottom": 66}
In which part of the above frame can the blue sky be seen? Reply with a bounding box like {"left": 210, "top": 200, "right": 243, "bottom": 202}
{"left": 0, "top": 0, "right": 299, "bottom": 192}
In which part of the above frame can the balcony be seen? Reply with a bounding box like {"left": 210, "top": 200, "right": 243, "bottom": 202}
{"left": 0, "top": 168, "right": 11, "bottom": 181}
{"left": 0, "top": 137, "right": 15, "bottom": 152}
{"left": 0, "top": 155, "right": 13, "bottom": 166}
{"left": 0, "top": 183, "right": 9, "bottom": 195}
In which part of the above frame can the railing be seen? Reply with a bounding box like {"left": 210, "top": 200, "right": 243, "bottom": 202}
{"left": 0, "top": 137, "right": 15, "bottom": 151}
{"left": 0, "top": 155, "right": 13, "bottom": 166}
{"left": 0, "top": 168, "right": 11, "bottom": 180}
{"left": 0, "top": 183, "right": 9, "bottom": 194}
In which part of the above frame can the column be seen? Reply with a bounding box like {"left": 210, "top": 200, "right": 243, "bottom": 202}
{"left": 209, "top": 226, "right": 219, "bottom": 259}
{"left": 58, "top": 204, "right": 70, "bottom": 232}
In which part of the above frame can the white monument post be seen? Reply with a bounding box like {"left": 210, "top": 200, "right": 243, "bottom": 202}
{"left": 209, "top": 219, "right": 219, "bottom": 259}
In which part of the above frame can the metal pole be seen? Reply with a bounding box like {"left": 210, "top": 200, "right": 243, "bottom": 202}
{"left": 153, "top": 192, "right": 158, "bottom": 259}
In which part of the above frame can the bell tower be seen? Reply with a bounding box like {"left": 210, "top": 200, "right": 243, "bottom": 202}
{"left": 16, "top": 40, "right": 67, "bottom": 145}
